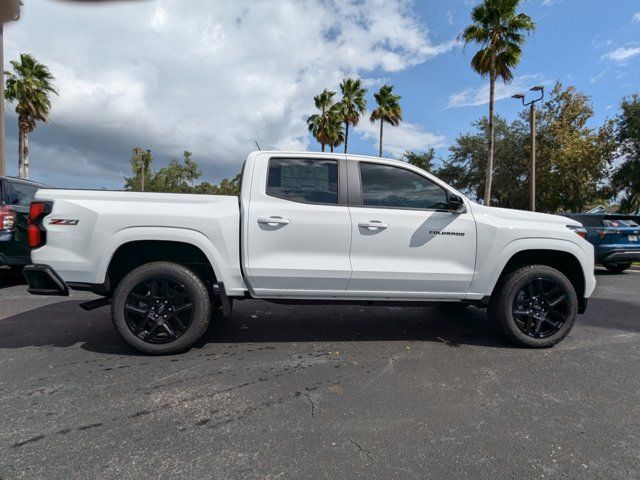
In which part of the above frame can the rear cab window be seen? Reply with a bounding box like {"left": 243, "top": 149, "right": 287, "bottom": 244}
{"left": 267, "top": 158, "right": 339, "bottom": 205}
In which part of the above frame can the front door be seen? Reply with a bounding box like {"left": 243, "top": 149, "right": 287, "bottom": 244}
{"left": 347, "top": 161, "right": 476, "bottom": 298}
{"left": 245, "top": 156, "right": 352, "bottom": 297}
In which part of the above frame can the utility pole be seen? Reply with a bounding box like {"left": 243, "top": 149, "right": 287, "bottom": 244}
{"left": 140, "top": 149, "right": 150, "bottom": 191}
{"left": 0, "top": 1, "right": 22, "bottom": 177}
{"left": 512, "top": 85, "right": 544, "bottom": 212}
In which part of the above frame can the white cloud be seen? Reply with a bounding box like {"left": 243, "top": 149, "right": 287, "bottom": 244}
{"left": 355, "top": 116, "right": 446, "bottom": 158}
{"left": 602, "top": 46, "right": 640, "bottom": 62}
{"left": 3, "top": 0, "right": 455, "bottom": 183}
{"left": 445, "top": 74, "right": 547, "bottom": 109}
{"left": 633, "top": 12, "right": 640, "bottom": 23}
{"left": 590, "top": 67, "right": 609, "bottom": 84}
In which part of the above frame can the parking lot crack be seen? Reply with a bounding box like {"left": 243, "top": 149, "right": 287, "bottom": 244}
{"left": 348, "top": 438, "right": 375, "bottom": 461}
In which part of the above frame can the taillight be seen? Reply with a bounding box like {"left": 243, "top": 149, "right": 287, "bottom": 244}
{"left": 0, "top": 205, "right": 17, "bottom": 231}
{"left": 566, "top": 225, "right": 587, "bottom": 239}
{"left": 28, "top": 201, "right": 52, "bottom": 248}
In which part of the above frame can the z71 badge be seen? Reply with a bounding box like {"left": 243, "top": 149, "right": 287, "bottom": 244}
{"left": 49, "top": 219, "right": 79, "bottom": 226}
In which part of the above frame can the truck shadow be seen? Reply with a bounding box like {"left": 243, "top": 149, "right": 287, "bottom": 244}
{"left": 0, "top": 297, "right": 636, "bottom": 356}
{"left": 0, "top": 269, "right": 26, "bottom": 289}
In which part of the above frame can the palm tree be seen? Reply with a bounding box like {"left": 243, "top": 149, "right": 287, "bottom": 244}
{"left": 5, "top": 53, "right": 57, "bottom": 179}
{"left": 306, "top": 89, "right": 336, "bottom": 152}
{"left": 327, "top": 104, "right": 345, "bottom": 153}
{"left": 462, "top": 0, "right": 535, "bottom": 206}
{"left": 338, "top": 78, "right": 367, "bottom": 153}
{"left": 370, "top": 85, "right": 402, "bottom": 157}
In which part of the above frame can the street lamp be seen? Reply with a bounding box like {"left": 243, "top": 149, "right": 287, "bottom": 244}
{"left": 0, "top": 0, "right": 22, "bottom": 177}
{"left": 512, "top": 85, "right": 544, "bottom": 212}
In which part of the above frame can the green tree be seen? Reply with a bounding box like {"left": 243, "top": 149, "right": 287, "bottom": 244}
{"left": 307, "top": 89, "right": 336, "bottom": 152}
{"left": 194, "top": 174, "right": 241, "bottom": 196}
{"left": 462, "top": 0, "right": 535, "bottom": 206}
{"left": 150, "top": 151, "right": 202, "bottom": 193}
{"left": 439, "top": 115, "right": 531, "bottom": 209}
{"left": 338, "top": 78, "right": 367, "bottom": 153}
{"left": 403, "top": 148, "right": 436, "bottom": 172}
{"left": 370, "top": 84, "right": 402, "bottom": 157}
{"left": 536, "top": 82, "right": 616, "bottom": 212}
{"left": 4, "top": 53, "right": 57, "bottom": 179}
{"left": 124, "top": 147, "right": 154, "bottom": 191}
{"left": 327, "top": 103, "right": 345, "bottom": 153}
{"left": 612, "top": 94, "right": 640, "bottom": 213}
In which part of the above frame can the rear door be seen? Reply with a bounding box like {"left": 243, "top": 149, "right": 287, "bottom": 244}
{"left": 346, "top": 160, "right": 477, "bottom": 298}
{"left": 244, "top": 155, "right": 352, "bottom": 297}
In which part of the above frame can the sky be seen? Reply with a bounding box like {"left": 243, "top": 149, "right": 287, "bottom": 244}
{"left": 3, "top": 0, "right": 640, "bottom": 189}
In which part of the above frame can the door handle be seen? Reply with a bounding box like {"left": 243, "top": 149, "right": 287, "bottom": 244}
{"left": 358, "top": 221, "right": 388, "bottom": 230}
{"left": 258, "top": 216, "right": 290, "bottom": 226}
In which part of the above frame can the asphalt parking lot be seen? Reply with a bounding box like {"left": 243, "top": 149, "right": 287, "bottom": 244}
{"left": 0, "top": 269, "right": 639, "bottom": 479}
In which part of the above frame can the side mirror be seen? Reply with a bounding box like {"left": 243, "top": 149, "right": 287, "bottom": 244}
{"left": 449, "top": 194, "right": 466, "bottom": 214}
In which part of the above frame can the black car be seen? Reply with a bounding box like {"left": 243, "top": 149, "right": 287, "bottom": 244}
{"left": 564, "top": 213, "right": 640, "bottom": 273}
{"left": 0, "top": 176, "right": 51, "bottom": 272}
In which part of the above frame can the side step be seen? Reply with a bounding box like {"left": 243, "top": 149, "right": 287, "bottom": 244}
{"left": 79, "top": 297, "right": 112, "bottom": 311}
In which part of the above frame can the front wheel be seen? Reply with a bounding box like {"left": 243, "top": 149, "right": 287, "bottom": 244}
{"left": 488, "top": 265, "right": 578, "bottom": 348}
{"left": 603, "top": 262, "right": 632, "bottom": 274}
{"left": 111, "top": 262, "right": 211, "bottom": 354}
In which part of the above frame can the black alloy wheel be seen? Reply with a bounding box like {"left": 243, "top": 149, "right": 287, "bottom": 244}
{"left": 512, "top": 276, "right": 570, "bottom": 339}
{"left": 124, "top": 277, "right": 194, "bottom": 344}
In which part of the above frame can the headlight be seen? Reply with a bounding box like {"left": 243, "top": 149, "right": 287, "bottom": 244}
{"left": 566, "top": 224, "right": 587, "bottom": 239}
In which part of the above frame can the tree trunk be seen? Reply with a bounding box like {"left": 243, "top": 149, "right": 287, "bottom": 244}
{"left": 17, "top": 120, "right": 24, "bottom": 178}
{"left": 344, "top": 122, "right": 349, "bottom": 154}
{"left": 379, "top": 120, "right": 384, "bottom": 157}
{"left": 484, "top": 55, "right": 496, "bottom": 206}
{"left": 330, "top": 144, "right": 334, "bottom": 153}
{"left": 321, "top": 143, "right": 325, "bottom": 152}
{"left": 23, "top": 129, "right": 30, "bottom": 179}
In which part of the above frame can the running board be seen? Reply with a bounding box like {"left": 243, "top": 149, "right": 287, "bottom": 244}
{"left": 79, "top": 297, "right": 112, "bottom": 311}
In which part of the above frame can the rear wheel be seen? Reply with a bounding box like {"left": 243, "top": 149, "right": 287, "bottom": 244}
{"left": 488, "top": 265, "right": 577, "bottom": 348}
{"left": 603, "top": 262, "right": 632, "bottom": 274}
{"left": 111, "top": 262, "right": 211, "bottom": 354}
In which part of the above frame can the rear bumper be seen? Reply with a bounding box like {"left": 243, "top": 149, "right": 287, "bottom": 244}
{"left": 596, "top": 248, "right": 640, "bottom": 264}
{"left": 23, "top": 264, "right": 69, "bottom": 296}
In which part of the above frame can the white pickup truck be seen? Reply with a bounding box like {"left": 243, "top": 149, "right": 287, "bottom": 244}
{"left": 24, "top": 151, "right": 595, "bottom": 354}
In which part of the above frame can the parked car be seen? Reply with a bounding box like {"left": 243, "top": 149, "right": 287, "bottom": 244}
{"left": 0, "top": 176, "right": 51, "bottom": 272}
{"left": 23, "top": 151, "right": 595, "bottom": 354}
{"left": 563, "top": 213, "right": 640, "bottom": 273}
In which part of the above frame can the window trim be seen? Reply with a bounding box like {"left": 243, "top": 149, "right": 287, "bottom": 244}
{"left": 264, "top": 156, "right": 347, "bottom": 206}
{"left": 354, "top": 161, "right": 452, "bottom": 212}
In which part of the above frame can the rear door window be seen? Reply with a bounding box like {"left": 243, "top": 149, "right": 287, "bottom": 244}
{"left": 267, "top": 158, "right": 339, "bottom": 205}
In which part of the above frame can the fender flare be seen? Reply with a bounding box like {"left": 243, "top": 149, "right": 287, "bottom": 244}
{"left": 96, "top": 226, "right": 226, "bottom": 286}
{"left": 469, "top": 237, "right": 591, "bottom": 298}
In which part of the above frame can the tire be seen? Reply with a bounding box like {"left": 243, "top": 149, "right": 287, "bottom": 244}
{"left": 488, "top": 265, "right": 578, "bottom": 348}
{"left": 603, "top": 262, "right": 632, "bottom": 274}
{"left": 111, "top": 261, "right": 211, "bottom": 354}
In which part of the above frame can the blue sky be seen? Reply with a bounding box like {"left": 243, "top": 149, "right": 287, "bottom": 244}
{"left": 3, "top": 0, "right": 640, "bottom": 189}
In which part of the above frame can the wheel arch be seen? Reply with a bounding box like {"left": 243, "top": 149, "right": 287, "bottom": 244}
{"left": 99, "top": 228, "right": 226, "bottom": 293}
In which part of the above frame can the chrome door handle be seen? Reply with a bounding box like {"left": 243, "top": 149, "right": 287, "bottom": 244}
{"left": 258, "top": 216, "right": 290, "bottom": 226}
{"left": 358, "top": 221, "right": 388, "bottom": 230}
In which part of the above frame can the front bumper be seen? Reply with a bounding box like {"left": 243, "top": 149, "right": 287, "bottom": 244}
{"left": 23, "top": 264, "right": 69, "bottom": 296}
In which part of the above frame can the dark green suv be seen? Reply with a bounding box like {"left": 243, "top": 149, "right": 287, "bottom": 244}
{"left": 1, "top": 176, "right": 51, "bottom": 272}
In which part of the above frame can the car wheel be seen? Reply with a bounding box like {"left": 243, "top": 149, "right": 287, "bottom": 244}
{"left": 603, "top": 262, "right": 632, "bottom": 274}
{"left": 111, "top": 261, "right": 211, "bottom": 355}
{"left": 488, "top": 265, "right": 578, "bottom": 348}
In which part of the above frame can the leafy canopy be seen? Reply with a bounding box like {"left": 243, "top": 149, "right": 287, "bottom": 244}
{"left": 370, "top": 85, "right": 402, "bottom": 126}
{"left": 5, "top": 53, "right": 58, "bottom": 132}
{"left": 462, "top": 0, "right": 535, "bottom": 82}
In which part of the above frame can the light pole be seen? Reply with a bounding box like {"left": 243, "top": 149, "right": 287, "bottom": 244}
{"left": 0, "top": 1, "right": 22, "bottom": 178}
{"left": 512, "top": 86, "right": 544, "bottom": 212}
